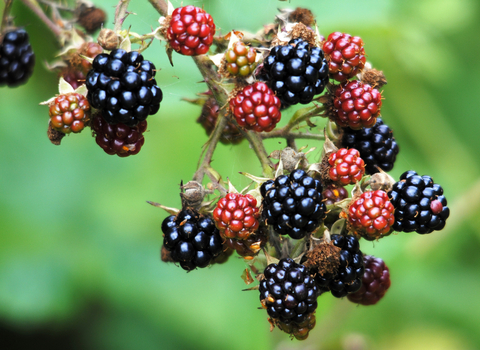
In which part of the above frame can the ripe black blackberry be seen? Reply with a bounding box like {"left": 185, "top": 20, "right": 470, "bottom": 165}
{"left": 261, "top": 169, "right": 326, "bottom": 239}
{"left": 388, "top": 170, "right": 450, "bottom": 234}
{"left": 0, "top": 28, "right": 35, "bottom": 87}
{"left": 340, "top": 117, "right": 399, "bottom": 174}
{"left": 161, "top": 209, "right": 224, "bottom": 271}
{"left": 259, "top": 258, "right": 319, "bottom": 326}
{"left": 313, "top": 234, "right": 365, "bottom": 298}
{"left": 86, "top": 49, "right": 162, "bottom": 127}
{"left": 261, "top": 38, "right": 329, "bottom": 107}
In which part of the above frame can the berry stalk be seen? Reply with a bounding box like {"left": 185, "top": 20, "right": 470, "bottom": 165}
{"left": 113, "top": 0, "right": 132, "bottom": 32}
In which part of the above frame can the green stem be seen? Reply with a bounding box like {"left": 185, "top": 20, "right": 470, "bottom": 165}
{"left": 261, "top": 130, "right": 326, "bottom": 141}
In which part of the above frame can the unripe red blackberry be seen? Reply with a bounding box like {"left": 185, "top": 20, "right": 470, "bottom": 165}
{"left": 261, "top": 169, "right": 326, "bottom": 239}
{"left": 328, "top": 148, "right": 365, "bottom": 186}
{"left": 348, "top": 190, "right": 395, "bottom": 240}
{"left": 61, "top": 42, "right": 103, "bottom": 89}
{"left": 48, "top": 93, "right": 91, "bottom": 134}
{"left": 91, "top": 113, "right": 147, "bottom": 157}
{"left": 229, "top": 81, "right": 281, "bottom": 132}
{"left": 261, "top": 38, "right": 329, "bottom": 107}
{"left": 347, "top": 255, "right": 391, "bottom": 305}
{"left": 162, "top": 209, "right": 224, "bottom": 271}
{"left": 339, "top": 117, "right": 399, "bottom": 174}
{"left": 225, "top": 41, "right": 257, "bottom": 77}
{"left": 86, "top": 49, "right": 162, "bottom": 127}
{"left": 388, "top": 170, "right": 450, "bottom": 234}
{"left": 323, "top": 32, "right": 366, "bottom": 82}
{"left": 213, "top": 193, "right": 260, "bottom": 241}
{"left": 276, "top": 313, "right": 316, "bottom": 341}
{"left": 166, "top": 6, "right": 215, "bottom": 56}
{"left": 0, "top": 28, "right": 35, "bottom": 87}
{"left": 322, "top": 185, "right": 349, "bottom": 206}
{"left": 310, "top": 234, "right": 365, "bottom": 298}
{"left": 332, "top": 80, "right": 382, "bottom": 130}
{"left": 196, "top": 97, "right": 243, "bottom": 144}
{"left": 259, "top": 258, "right": 320, "bottom": 325}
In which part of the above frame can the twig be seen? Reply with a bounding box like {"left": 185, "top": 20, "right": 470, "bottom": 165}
{"left": 147, "top": 0, "right": 168, "bottom": 17}
{"left": 114, "top": 0, "right": 131, "bottom": 32}
{"left": 1, "top": 0, "right": 13, "bottom": 33}
{"left": 19, "top": 0, "right": 62, "bottom": 36}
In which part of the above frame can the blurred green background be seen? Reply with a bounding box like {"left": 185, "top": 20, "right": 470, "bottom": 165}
{"left": 1, "top": 0, "right": 479, "bottom": 349}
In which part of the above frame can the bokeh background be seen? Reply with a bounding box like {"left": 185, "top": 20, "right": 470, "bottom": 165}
{"left": 1, "top": 0, "right": 479, "bottom": 349}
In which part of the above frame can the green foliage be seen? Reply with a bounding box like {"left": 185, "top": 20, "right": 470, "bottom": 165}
{"left": 0, "top": 0, "right": 479, "bottom": 349}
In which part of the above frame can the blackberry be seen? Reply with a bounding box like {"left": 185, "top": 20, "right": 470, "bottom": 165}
{"left": 261, "top": 169, "right": 326, "bottom": 239}
{"left": 322, "top": 185, "right": 348, "bottom": 206}
{"left": 92, "top": 113, "right": 147, "bottom": 157}
{"left": 340, "top": 117, "right": 399, "bottom": 174}
{"left": 388, "top": 170, "right": 450, "bottom": 234}
{"left": 85, "top": 49, "right": 162, "bottom": 127}
{"left": 161, "top": 209, "right": 224, "bottom": 271}
{"left": 261, "top": 38, "right": 329, "bottom": 107}
{"left": 0, "top": 28, "right": 35, "bottom": 87}
{"left": 347, "top": 255, "right": 391, "bottom": 305}
{"left": 259, "top": 258, "right": 319, "bottom": 326}
{"left": 313, "top": 234, "right": 364, "bottom": 298}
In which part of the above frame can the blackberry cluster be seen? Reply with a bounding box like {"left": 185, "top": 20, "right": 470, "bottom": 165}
{"left": 314, "top": 234, "right": 364, "bottom": 298}
{"left": 261, "top": 169, "right": 326, "bottom": 239}
{"left": 340, "top": 117, "right": 399, "bottom": 174}
{"left": 388, "top": 170, "right": 450, "bottom": 234}
{"left": 262, "top": 38, "right": 329, "bottom": 107}
{"left": 0, "top": 29, "right": 35, "bottom": 87}
{"left": 86, "top": 49, "right": 162, "bottom": 127}
{"left": 259, "top": 258, "right": 319, "bottom": 325}
{"left": 162, "top": 209, "right": 224, "bottom": 271}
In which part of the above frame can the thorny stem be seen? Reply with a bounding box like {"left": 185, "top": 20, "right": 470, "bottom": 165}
{"left": 19, "top": 0, "right": 62, "bottom": 36}
{"left": 114, "top": 0, "right": 131, "bottom": 32}
{"left": 147, "top": 0, "right": 168, "bottom": 17}
{"left": 1, "top": 0, "right": 13, "bottom": 33}
{"left": 260, "top": 130, "right": 326, "bottom": 141}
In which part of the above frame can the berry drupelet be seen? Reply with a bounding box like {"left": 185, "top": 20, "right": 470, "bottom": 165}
{"left": 262, "top": 38, "right": 329, "bottom": 107}
{"left": 161, "top": 209, "right": 224, "bottom": 271}
{"left": 0, "top": 28, "right": 35, "bottom": 87}
{"left": 92, "top": 113, "right": 147, "bottom": 157}
{"left": 229, "top": 81, "right": 281, "bottom": 132}
{"left": 261, "top": 169, "right": 326, "bottom": 239}
{"left": 388, "top": 170, "right": 450, "bottom": 234}
{"left": 313, "top": 234, "right": 365, "bottom": 298}
{"left": 213, "top": 193, "right": 260, "bottom": 241}
{"left": 323, "top": 32, "right": 366, "bottom": 82}
{"left": 225, "top": 41, "right": 257, "bottom": 77}
{"left": 347, "top": 255, "right": 391, "bottom": 305}
{"left": 347, "top": 190, "right": 395, "bottom": 240}
{"left": 166, "top": 5, "right": 215, "bottom": 56}
{"left": 86, "top": 49, "right": 162, "bottom": 127}
{"left": 340, "top": 117, "right": 399, "bottom": 175}
{"left": 332, "top": 80, "right": 382, "bottom": 130}
{"left": 327, "top": 148, "right": 365, "bottom": 186}
{"left": 48, "top": 93, "right": 90, "bottom": 134}
{"left": 259, "top": 258, "right": 319, "bottom": 339}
